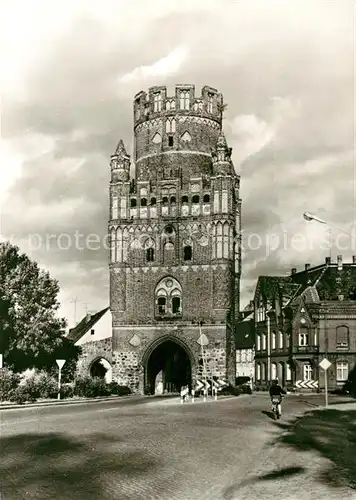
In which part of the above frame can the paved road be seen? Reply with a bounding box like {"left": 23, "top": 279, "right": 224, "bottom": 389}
{"left": 1, "top": 393, "right": 355, "bottom": 500}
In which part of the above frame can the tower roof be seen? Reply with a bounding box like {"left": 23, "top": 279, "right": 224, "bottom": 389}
{"left": 115, "top": 139, "right": 128, "bottom": 156}
{"left": 216, "top": 131, "right": 228, "bottom": 149}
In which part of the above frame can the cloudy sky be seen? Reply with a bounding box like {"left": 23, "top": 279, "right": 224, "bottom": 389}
{"left": 1, "top": 0, "right": 354, "bottom": 329}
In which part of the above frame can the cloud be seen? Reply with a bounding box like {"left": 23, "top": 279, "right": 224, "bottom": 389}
{"left": 119, "top": 46, "right": 188, "bottom": 84}
{"left": 1, "top": 0, "right": 354, "bottom": 321}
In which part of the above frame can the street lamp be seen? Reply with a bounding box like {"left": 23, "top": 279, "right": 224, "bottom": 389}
{"left": 303, "top": 212, "right": 355, "bottom": 257}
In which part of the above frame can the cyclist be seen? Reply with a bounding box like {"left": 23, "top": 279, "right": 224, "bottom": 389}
{"left": 269, "top": 378, "right": 286, "bottom": 419}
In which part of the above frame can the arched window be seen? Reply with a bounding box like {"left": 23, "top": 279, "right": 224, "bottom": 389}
{"left": 203, "top": 194, "right": 210, "bottom": 203}
{"left": 155, "top": 277, "right": 182, "bottom": 318}
{"left": 256, "top": 334, "right": 261, "bottom": 351}
{"left": 141, "top": 198, "right": 147, "bottom": 207}
{"left": 336, "top": 360, "right": 349, "bottom": 381}
{"left": 150, "top": 197, "right": 156, "bottom": 206}
{"left": 272, "top": 331, "right": 276, "bottom": 350}
{"left": 181, "top": 196, "right": 188, "bottom": 204}
{"left": 170, "top": 196, "right": 176, "bottom": 205}
{"left": 146, "top": 248, "right": 154, "bottom": 262}
{"left": 153, "top": 92, "right": 162, "bottom": 112}
{"left": 130, "top": 198, "right": 137, "bottom": 208}
{"left": 162, "top": 196, "right": 169, "bottom": 205}
{"left": 166, "top": 118, "right": 176, "bottom": 133}
{"left": 179, "top": 90, "right": 190, "bottom": 110}
{"left": 183, "top": 245, "right": 192, "bottom": 261}
{"left": 192, "top": 195, "right": 200, "bottom": 204}
{"left": 257, "top": 363, "right": 261, "bottom": 381}
{"left": 286, "top": 363, "right": 292, "bottom": 381}
{"left": 336, "top": 326, "right": 349, "bottom": 347}
{"left": 271, "top": 363, "right": 277, "bottom": 380}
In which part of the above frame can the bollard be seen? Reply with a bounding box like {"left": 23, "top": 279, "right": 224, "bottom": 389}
{"left": 214, "top": 388, "right": 218, "bottom": 401}
{"left": 180, "top": 390, "right": 184, "bottom": 404}
{"left": 203, "top": 389, "right": 207, "bottom": 402}
{"left": 191, "top": 389, "right": 195, "bottom": 403}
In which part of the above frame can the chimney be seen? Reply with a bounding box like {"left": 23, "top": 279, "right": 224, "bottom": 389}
{"left": 353, "top": 255, "right": 356, "bottom": 264}
{"left": 305, "top": 263, "right": 310, "bottom": 271}
{"left": 291, "top": 268, "right": 297, "bottom": 275}
{"left": 337, "top": 255, "right": 343, "bottom": 271}
{"left": 325, "top": 257, "right": 331, "bottom": 265}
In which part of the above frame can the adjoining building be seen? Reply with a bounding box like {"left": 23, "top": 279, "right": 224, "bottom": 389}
{"left": 253, "top": 256, "right": 356, "bottom": 391}
{"left": 235, "top": 307, "right": 254, "bottom": 384}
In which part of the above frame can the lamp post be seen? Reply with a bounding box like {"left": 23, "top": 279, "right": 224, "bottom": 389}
{"left": 303, "top": 212, "right": 354, "bottom": 256}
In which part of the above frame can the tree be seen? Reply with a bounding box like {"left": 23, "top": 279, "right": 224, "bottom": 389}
{"left": 0, "top": 242, "right": 80, "bottom": 373}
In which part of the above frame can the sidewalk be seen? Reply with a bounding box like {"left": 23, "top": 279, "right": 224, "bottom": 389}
{"left": 0, "top": 394, "right": 140, "bottom": 411}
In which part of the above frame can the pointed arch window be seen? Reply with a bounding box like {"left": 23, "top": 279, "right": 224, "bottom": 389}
{"left": 207, "top": 93, "right": 214, "bottom": 113}
{"left": 166, "top": 118, "right": 176, "bottom": 133}
{"left": 110, "top": 228, "right": 116, "bottom": 263}
{"left": 223, "top": 223, "right": 229, "bottom": 258}
{"left": 183, "top": 245, "right": 192, "bottom": 261}
{"left": 179, "top": 90, "right": 190, "bottom": 110}
{"left": 155, "top": 277, "right": 182, "bottom": 318}
{"left": 216, "top": 223, "right": 223, "bottom": 259}
{"left": 153, "top": 92, "right": 162, "bottom": 112}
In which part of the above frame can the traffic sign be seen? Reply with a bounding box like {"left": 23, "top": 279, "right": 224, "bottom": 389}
{"left": 296, "top": 379, "right": 318, "bottom": 389}
{"left": 319, "top": 358, "right": 331, "bottom": 371}
{"left": 56, "top": 359, "right": 66, "bottom": 369}
{"left": 195, "top": 380, "right": 204, "bottom": 391}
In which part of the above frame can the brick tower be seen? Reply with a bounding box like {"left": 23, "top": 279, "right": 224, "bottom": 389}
{"left": 109, "top": 84, "right": 241, "bottom": 394}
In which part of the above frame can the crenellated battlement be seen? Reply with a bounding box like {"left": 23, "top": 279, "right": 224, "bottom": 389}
{"left": 133, "top": 84, "right": 223, "bottom": 127}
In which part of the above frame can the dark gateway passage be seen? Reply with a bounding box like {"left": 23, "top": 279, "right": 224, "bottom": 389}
{"left": 146, "top": 340, "right": 192, "bottom": 395}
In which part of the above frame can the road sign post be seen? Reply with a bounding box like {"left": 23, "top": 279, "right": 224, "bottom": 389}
{"left": 0, "top": 354, "right": 3, "bottom": 369}
{"left": 319, "top": 358, "right": 332, "bottom": 407}
{"left": 56, "top": 359, "right": 66, "bottom": 400}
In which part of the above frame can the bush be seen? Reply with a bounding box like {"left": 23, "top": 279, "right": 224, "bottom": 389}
{"left": 0, "top": 368, "right": 20, "bottom": 402}
{"left": 60, "top": 383, "right": 74, "bottom": 399}
{"left": 10, "top": 384, "right": 37, "bottom": 404}
{"left": 236, "top": 376, "right": 250, "bottom": 386}
{"left": 220, "top": 385, "right": 241, "bottom": 396}
{"left": 74, "top": 377, "right": 111, "bottom": 398}
{"left": 108, "top": 382, "right": 131, "bottom": 396}
{"left": 240, "top": 384, "right": 252, "bottom": 394}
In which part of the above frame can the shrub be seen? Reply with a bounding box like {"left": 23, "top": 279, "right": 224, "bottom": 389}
{"left": 60, "top": 383, "right": 74, "bottom": 399}
{"left": 108, "top": 382, "right": 131, "bottom": 396}
{"left": 74, "top": 377, "right": 111, "bottom": 398}
{"left": 0, "top": 368, "right": 20, "bottom": 402}
{"left": 236, "top": 376, "right": 250, "bottom": 386}
{"left": 10, "top": 384, "right": 37, "bottom": 404}
{"left": 220, "top": 385, "right": 241, "bottom": 396}
{"left": 240, "top": 384, "right": 252, "bottom": 394}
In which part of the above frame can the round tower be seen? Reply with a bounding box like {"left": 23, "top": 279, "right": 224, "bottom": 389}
{"left": 133, "top": 85, "right": 224, "bottom": 183}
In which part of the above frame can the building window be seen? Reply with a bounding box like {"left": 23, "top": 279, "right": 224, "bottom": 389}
{"left": 179, "top": 90, "right": 190, "bottom": 110}
{"left": 257, "top": 363, "right": 261, "bottom": 380}
{"left": 272, "top": 332, "right": 276, "bottom": 350}
{"left": 203, "top": 194, "right": 210, "bottom": 203}
{"left": 336, "top": 360, "right": 349, "bottom": 381}
{"left": 166, "top": 118, "right": 176, "bottom": 133}
{"left": 303, "top": 363, "right": 313, "bottom": 381}
{"left": 298, "top": 328, "right": 309, "bottom": 346}
{"left": 192, "top": 195, "right": 200, "bottom": 204}
{"left": 155, "top": 277, "right": 182, "bottom": 318}
{"left": 130, "top": 198, "right": 137, "bottom": 208}
{"left": 146, "top": 248, "right": 154, "bottom": 262}
{"left": 168, "top": 135, "right": 174, "bottom": 147}
{"left": 153, "top": 92, "right": 162, "bottom": 112}
{"left": 271, "top": 363, "right": 277, "bottom": 380}
{"left": 162, "top": 196, "right": 169, "bottom": 205}
{"left": 286, "top": 363, "right": 292, "bottom": 381}
{"left": 170, "top": 196, "right": 176, "bottom": 205}
{"left": 207, "top": 93, "right": 214, "bottom": 113}
{"left": 256, "top": 334, "right": 261, "bottom": 351}
{"left": 336, "top": 326, "right": 349, "bottom": 347}
{"left": 262, "top": 363, "right": 266, "bottom": 381}
{"left": 141, "top": 198, "right": 147, "bottom": 207}
{"left": 262, "top": 333, "right": 266, "bottom": 350}
{"left": 150, "top": 197, "right": 156, "bottom": 206}
{"left": 157, "top": 296, "right": 166, "bottom": 314}
{"left": 279, "top": 331, "right": 283, "bottom": 349}
{"left": 181, "top": 195, "right": 188, "bottom": 204}
{"left": 183, "top": 245, "right": 192, "bottom": 261}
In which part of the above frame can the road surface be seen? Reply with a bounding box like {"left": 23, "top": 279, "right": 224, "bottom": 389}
{"left": 1, "top": 393, "right": 355, "bottom": 500}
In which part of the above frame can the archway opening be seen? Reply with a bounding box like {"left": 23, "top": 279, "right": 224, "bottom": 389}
{"left": 146, "top": 340, "right": 192, "bottom": 395}
{"left": 90, "top": 358, "right": 112, "bottom": 383}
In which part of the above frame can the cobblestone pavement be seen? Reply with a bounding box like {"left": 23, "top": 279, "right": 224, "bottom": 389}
{"left": 1, "top": 393, "right": 355, "bottom": 500}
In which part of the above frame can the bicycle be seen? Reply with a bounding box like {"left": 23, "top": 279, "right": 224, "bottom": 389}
{"left": 271, "top": 395, "right": 283, "bottom": 420}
